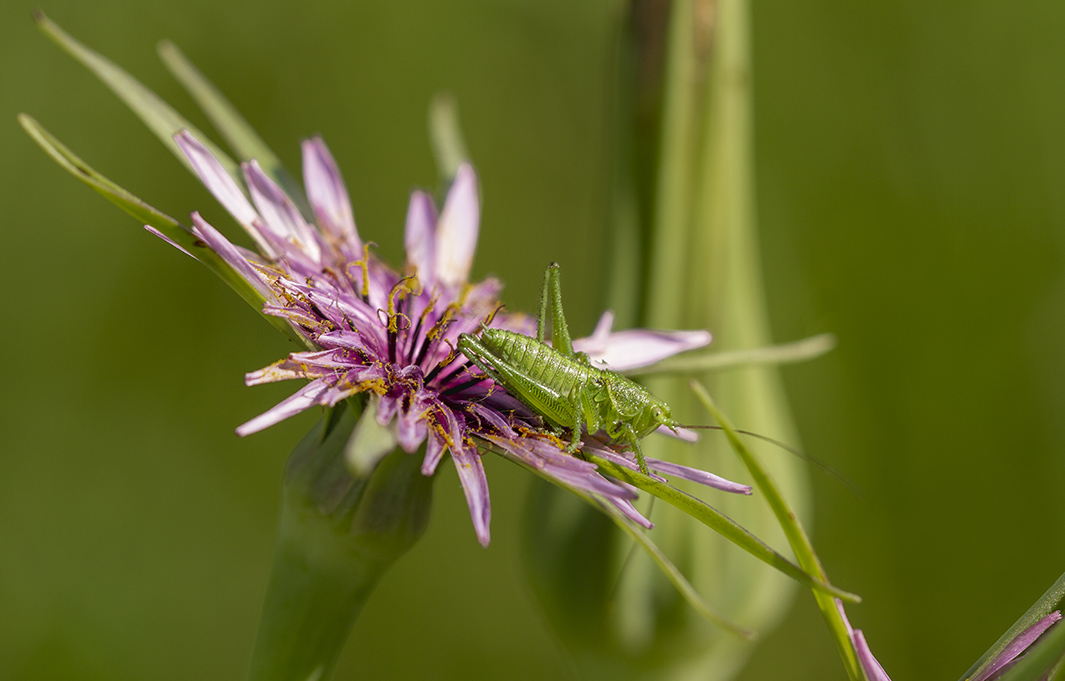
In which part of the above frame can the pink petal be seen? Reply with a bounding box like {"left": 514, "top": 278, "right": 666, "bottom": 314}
{"left": 301, "top": 137, "right": 360, "bottom": 250}
{"left": 189, "top": 212, "right": 272, "bottom": 301}
{"left": 645, "top": 458, "right": 752, "bottom": 494}
{"left": 244, "top": 160, "right": 323, "bottom": 265}
{"left": 143, "top": 225, "right": 193, "bottom": 258}
{"left": 236, "top": 380, "right": 330, "bottom": 436}
{"left": 450, "top": 442, "right": 491, "bottom": 546}
{"left": 434, "top": 163, "right": 479, "bottom": 288}
{"left": 174, "top": 131, "right": 275, "bottom": 257}
{"left": 574, "top": 327, "right": 712, "bottom": 371}
{"left": 404, "top": 191, "right": 437, "bottom": 286}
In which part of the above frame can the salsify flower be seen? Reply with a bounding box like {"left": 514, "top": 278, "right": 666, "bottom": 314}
{"left": 165, "top": 129, "right": 747, "bottom": 546}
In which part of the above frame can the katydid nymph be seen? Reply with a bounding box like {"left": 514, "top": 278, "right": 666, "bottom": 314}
{"left": 457, "top": 263, "right": 689, "bottom": 475}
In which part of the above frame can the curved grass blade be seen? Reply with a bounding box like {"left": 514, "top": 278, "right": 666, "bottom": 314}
{"left": 625, "top": 333, "right": 837, "bottom": 377}
{"left": 19, "top": 114, "right": 302, "bottom": 344}
{"left": 583, "top": 449, "right": 860, "bottom": 604}
{"left": 33, "top": 11, "right": 242, "bottom": 187}
{"left": 690, "top": 379, "right": 863, "bottom": 680}
{"left": 157, "top": 40, "right": 310, "bottom": 218}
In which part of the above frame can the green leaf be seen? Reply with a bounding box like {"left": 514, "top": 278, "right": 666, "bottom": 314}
{"left": 33, "top": 11, "right": 243, "bottom": 187}
{"left": 157, "top": 40, "right": 311, "bottom": 218}
{"left": 18, "top": 114, "right": 303, "bottom": 345}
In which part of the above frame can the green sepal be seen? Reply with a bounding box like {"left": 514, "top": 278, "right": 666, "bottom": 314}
{"left": 247, "top": 401, "right": 433, "bottom": 681}
{"left": 33, "top": 11, "right": 244, "bottom": 189}
{"left": 157, "top": 40, "right": 311, "bottom": 217}
{"left": 18, "top": 114, "right": 305, "bottom": 346}
{"left": 961, "top": 570, "right": 1065, "bottom": 681}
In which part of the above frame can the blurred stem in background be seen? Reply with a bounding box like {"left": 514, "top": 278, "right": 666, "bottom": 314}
{"left": 524, "top": 0, "right": 812, "bottom": 678}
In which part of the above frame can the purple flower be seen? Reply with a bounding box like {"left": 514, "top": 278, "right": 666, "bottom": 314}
{"left": 162, "top": 130, "right": 746, "bottom": 546}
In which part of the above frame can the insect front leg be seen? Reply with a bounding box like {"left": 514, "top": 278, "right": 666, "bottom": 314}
{"left": 621, "top": 422, "right": 651, "bottom": 476}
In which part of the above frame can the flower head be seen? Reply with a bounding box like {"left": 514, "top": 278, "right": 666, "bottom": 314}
{"left": 163, "top": 130, "right": 742, "bottom": 545}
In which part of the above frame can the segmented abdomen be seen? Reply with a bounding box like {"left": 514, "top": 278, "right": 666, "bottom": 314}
{"left": 480, "top": 329, "right": 591, "bottom": 396}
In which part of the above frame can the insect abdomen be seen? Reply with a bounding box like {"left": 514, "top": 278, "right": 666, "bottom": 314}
{"left": 480, "top": 329, "right": 591, "bottom": 394}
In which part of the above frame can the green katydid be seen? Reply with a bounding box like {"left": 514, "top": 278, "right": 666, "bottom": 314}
{"left": 457, "top": 263, "right": 687, "bottom": 474}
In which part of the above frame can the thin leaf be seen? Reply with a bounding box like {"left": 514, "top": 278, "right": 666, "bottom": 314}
{"left": 962, "top": 570, "right": 1065, "bottom": 681}
{"left": 691, "top": 379, "right": 864, "bottom": 680}
{"left": 34, "top": 11, "right": 242, "bottom": 187}
{"left": 18, "top": 114, "right": 303, "bottom": 345}
{"left": 625, "top": 333, "right": 838, "bottom": 377}
{"left": 157, "top": 40, "right": 311, "bottom": 218}
{"left": 583, "top": 449, "right": 860, "bottom": 604}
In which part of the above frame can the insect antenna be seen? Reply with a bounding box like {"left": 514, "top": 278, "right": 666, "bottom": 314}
{"left": 678, "top": 425, "right": 861, "bottom": 497}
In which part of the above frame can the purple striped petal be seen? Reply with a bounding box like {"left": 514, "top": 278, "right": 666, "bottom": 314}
{"left": 450, "top": 442, "right": 491, "bottom": 546}
{"left": 575, "top": 327, "right": 713, "bottom": 371}
{"left": 244, "top": 160, "right": 323, "bottom": 264}
{"left": 174, "top": 131, "right": 276, "bottom": 257}
{"left": 189, "top": 213, "right": 272, "bottom": 301}
{"left": 973, "top": 611, "right": 1063, "bottom": 681}
{"left": 301, "top": 136, "right": 360, "bottom": 250}
{"left": 646, "top": 458, "right": 752, "bottom": 494}
{"left": 404, "top": 190, "right": 437, "bottom": 286}
{"left": 434, "top": 163, "right": 479, "bottom": 289}
{"left": 236, "top": 379, "right": 331, "bottom": 436}
{"left": 143, "top": 225, "right": 193, "bottom": 258}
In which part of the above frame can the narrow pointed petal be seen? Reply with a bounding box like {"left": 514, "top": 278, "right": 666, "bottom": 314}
{"left": 575, "top": 327, "right": 713, "bottom": 371}
{"left": 434, "top": 163, "right": 479, "bottom": 288}
{"left": 646, "top": 458, "right": 752, "bottom": 494}
{"left": 853, "top": 631, "right": 892, "bottom": 681}
{"left": 245, "top": 160, "right": 322, "bottom": 264}
{"left": 189, "top": 212, "right": 272, "bottom": 300}
{"left": 175, "top": 131, "right": 276, "bottom": 256}
{"left": 972, "top": 611, "right": 1063, "bottom": 681}
{"left": 302, "top": 136, "right": 360, "bottom": 249}
{"left": 404, "top": 191, "right": 437, "bottom": 285}
{"left": 450, "top": 443, "right": 491, "bottom": 547}
{"left": 236, "top": 380, "right": 330, "bottom": 436}
{"left": 143, "top": 224, "right": 193, "bottom": 258}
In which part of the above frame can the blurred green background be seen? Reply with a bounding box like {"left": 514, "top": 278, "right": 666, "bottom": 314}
{"left": 4, "top": 1, "right": 1065, "bottom": 679}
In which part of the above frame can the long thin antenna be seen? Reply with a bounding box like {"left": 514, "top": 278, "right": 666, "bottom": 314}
{"left": 680, "top": 424, "right": 862, "bottom": 498}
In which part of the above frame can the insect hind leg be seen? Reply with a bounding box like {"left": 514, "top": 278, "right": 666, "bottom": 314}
{"left": 538, "top": 263, "right": 576, "bottom": 357}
